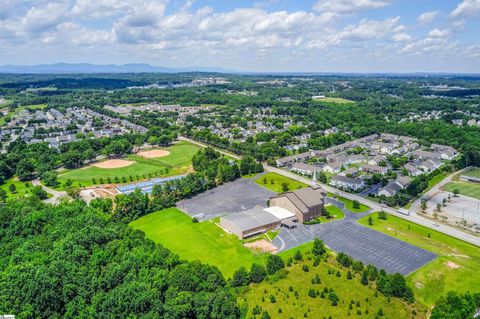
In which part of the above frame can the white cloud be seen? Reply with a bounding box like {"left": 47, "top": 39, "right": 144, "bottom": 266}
{"left": 313, "top": 0, "right": 391, "bottom": 14}
{"left": 427, "top": 28, "right": 450, "bottom": 38}
{"left": 450, "top": 0, "right": 480, "bottom": 19}
{"left": 417, "top": 11, "right": 438, "bottom": 25}
{"left": 392, "top": 32, "right": 412, "bottom": 42}
{"left": 337, "top": 17, "right": 401, "bottom": 41}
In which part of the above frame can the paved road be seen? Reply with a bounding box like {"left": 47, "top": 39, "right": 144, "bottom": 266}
{"left": 32, "top": 180, "right": 67, "bottom": 204}
{"left": 272, "top": 200, "right": 437, "bottom": 275}
{"left": 265, "top": 165, "right": 480, "bottom": 247}
{"left": 177, "top": 137, "right": 480, "bottom": 247}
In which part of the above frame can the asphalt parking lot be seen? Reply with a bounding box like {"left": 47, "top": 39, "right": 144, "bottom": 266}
{"left": 177, "top": 178, "right": 275, "bottom": 220}
{"left": 273, "top": 209, "right": 437, "bottom": 275}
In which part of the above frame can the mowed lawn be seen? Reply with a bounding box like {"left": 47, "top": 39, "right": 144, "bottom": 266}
{"left": 358, "top": 214, "right": 480, "bottom": 307}
{"left": 58, "top": 141, "right": 199, "bottom": 188}
{"left": 254, "top": 172, "right": 307, "bottom": 193}
{"left": 443, "top": 181, "right": 480, "bottom": 199}
{"left": 239, "top": 247, "right": 425, "bottom": 319}
{"left": 329, "top": 194, "right": 370, "bottom": 213}
{"left": 462, "top": 167, "right": 480, "bottom": 179}
{"left": 129, "top": 208, "right": 264, "bottom": 278}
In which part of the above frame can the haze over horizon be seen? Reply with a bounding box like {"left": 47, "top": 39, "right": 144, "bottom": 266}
{"left": 1, "top": 0, "right": 479, "bottom": 73}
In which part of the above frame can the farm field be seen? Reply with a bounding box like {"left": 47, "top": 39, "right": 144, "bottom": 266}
{"left": 329, "top": 193, "right": 370, "bottom": 213}
{"left": 443, "top": 181, "right": 480, "bottom": 199}
{"left": 358, "top": 213, "right": 480, "bottom": 307}
{"left": 57, "top": 141, "right": 199, "bottom": 188}
{"left": 254, "top": 172, "right": 307, "bottom": 193}
{"left": 129, "top": 207, "right": 264, "bottom": 277}
{"left": 239, "top": 247, "right": 426, "bottom": 319}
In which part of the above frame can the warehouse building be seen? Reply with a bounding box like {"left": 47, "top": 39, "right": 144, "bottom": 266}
{"left": 220, "top": 207, "right": 281, "bottom": 239}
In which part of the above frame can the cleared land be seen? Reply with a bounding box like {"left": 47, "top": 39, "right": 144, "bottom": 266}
{"left": 58, "top": 141, "right": 199, "bottom": 188}
{"left": 254, "top": 172, "right": 308, "bottom": 193}
{"left": 239, "top": 244, "right": 426, "bottom": 319}
{"left": 358, "top": 213, "right": 480, "bottom": 307}
{"left": 313, "top": 97, "right": 355, "bottom": 104}
{"left": 444, "top": 181, "right": 480, "bottom": 199}
{"left": 129, "top": 207, "right": 265, "bottom": 277}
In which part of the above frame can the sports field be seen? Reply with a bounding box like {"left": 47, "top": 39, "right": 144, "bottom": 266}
{"left": 358, "top": 213, "right": 480, "bottom": 307}
{"left": 57, "top": 141, "right": 199, "bottom": 188}
{"left": 254, "top": 172, "right": 307, "bottom": 193}
{"left": 129, "top": 207, "right": 264, "bottom": 277}
{"left": 443, "top": 181, "right": 480, "bottom": 200}
{"left": 239, "top": 245, "right": 426, "bottom": 319}
{"left": 462, "top": 167, "right": 480, "bottom": 179}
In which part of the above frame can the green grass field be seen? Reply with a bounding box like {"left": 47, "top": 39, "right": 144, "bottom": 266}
{"left": 57, "top": 141, "right": 199, "bottom": 188}
{"left": 329, "top": 194, "right": 370, "bottom": 213}
{"left": 239, "top": 248, "right": 425, "bottom": 319}
{"left": 313, "top": 97, "right": 356, "bottom": 104}
{"left": 443, "top": 181, "right": 480, "bottom": 200}
{"left": 129, "top": 208, "right": 265, "bottom": 277}
{"left": 324, "top": 204, "right": 345, "bottom": 221}
{"left": 358, "top": 213, "right": 480, "bottom": 307}
{"left": 254, "top": 172, "right": 307, "bottom": 193}
{"left": 0, "top": 178, "right": 52, "bottom": 200}
{"left": 462, "top": 167, "right": 480, "bottom": 179}
{"left": 427, "top": 172, "right": 449, "bottom": 190}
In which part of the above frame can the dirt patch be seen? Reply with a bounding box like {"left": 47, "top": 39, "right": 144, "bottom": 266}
{"left": 445, "top": 261, "right": 461, "bottom": 269}
{"left": 137, "top": 149, "right": 170, "bottom": 158}
{"left": 91, "top": 159, "right": 134, "bottom": 169}
{"left": 244, "top": 239, "right": 278, "bottom": 253}
{"left": 415, "top": 281, "right": 425, "bottom": 289}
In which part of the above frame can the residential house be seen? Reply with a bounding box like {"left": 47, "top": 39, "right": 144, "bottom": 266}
{"left": 329, "top": 175, "right": 365, "bottom": 191}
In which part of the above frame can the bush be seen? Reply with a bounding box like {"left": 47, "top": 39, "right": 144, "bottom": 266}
{"left": 250, "top": 263, "right": 267, "bottom": 283}
{"left": 266, "top": 255, "right": 285, "bottom": 275}
{"left": 231, "top": 267, "right": 250, "bottom": 287}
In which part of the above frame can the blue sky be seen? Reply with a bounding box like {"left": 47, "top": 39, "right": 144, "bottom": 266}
{"left": 0, "top": 0, "right": 479, "bottom": 72}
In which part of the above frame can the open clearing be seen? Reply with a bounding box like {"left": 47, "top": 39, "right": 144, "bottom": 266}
{"left": 313, "top": 97, "right": 355, "bottom": 104}
{"left": 137, "top": 149, "right": 170, "bottom": 158}
{"left": 58, "top": 141, "right": 199, "bottom": 188}
{"left": 358, "top": 213, "right": 480, "bottom": 307}
{"left": 254, "top": 172, "right": 308, "bottom": 193}
{"left": 129, "top": 207, "right": 265, "bottom": 277}
{"left": 239, "top": 245, "right": 426, "bottom": 319}
{"left": 91, "top": 159, "right": 134, "bottom": 169}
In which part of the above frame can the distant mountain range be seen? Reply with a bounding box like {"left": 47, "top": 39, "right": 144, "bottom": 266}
{"left": 0, "top": 63, "right": 232, "bottom": 74}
